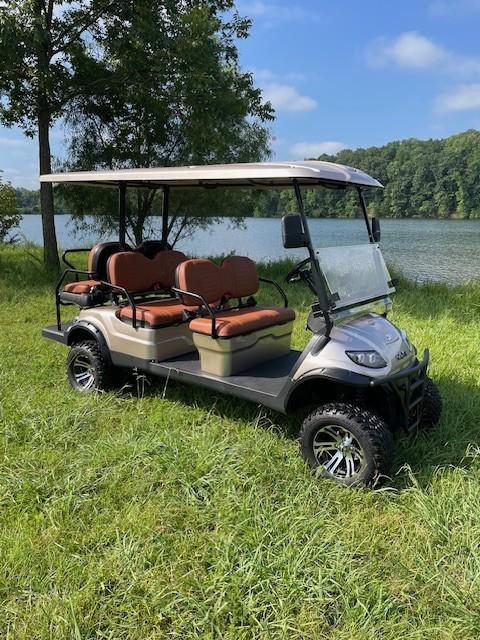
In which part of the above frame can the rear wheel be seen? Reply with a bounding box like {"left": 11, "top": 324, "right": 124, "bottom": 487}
{"left": 299, "top": 403, "right": 394, "bottom": 487}
{"left": 419, "top": 377, "right": 442, "bottom": 429}
{"left": 67, "top": 340, "right": 112, "bottom": 392}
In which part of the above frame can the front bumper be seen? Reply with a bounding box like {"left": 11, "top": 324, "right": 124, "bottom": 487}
{"left": 370, "top": 349, "right": 429, "bottom": 431}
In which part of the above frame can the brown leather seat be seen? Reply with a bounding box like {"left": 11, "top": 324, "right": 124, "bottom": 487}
{"left": 175, "top": 256, "right": 296, "bottom": 338}
{"left": 107, "top": 249, "right": 190, "bottom": 327}
{"left": 63, "top": 242, "right": 128, "bottom": 296}
{"left": 107, "top": 249, "right": 187, "bottom": 293}
{"left": 189, "top": 306, "right": 295, "bottom": 338}
{"left": 64, "top": 279, "right": 103, "bottom": 294}
{"left": 118, "top": 299, "right": 188, "bottom": 328}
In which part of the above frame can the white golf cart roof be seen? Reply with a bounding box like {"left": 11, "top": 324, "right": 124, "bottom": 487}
{"left": 40, "top": 161, "right": 383, "bottom": 189}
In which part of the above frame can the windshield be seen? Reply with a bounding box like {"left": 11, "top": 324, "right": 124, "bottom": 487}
{"left": 316, "top": 244, "right": 395, "bottom": 310}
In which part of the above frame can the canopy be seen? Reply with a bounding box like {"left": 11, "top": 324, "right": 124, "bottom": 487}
{"left": 40, "top": 161, "right": 383, "bottom": 189}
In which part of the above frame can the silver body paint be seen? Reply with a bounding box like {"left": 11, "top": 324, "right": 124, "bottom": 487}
{"left": 293, "top": 313, "right": 416, "bottom": 382}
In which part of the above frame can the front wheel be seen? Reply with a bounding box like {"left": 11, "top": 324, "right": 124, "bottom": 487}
{"left": 419, "top": 377, "right": 442, "bottom": 429}
{"left": 299, "top": 403, "right": 395, "bottom": 487}
{"left": 67, "top": 340, "right": 112, "bottom": 392}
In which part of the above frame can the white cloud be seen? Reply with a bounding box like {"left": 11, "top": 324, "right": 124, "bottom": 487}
{"left": 367, "top": 32, "right": 446, "bottom": 69}
{"left": 263, "top": 83, "right": 317, "bottom": 112}
{"left": 0, "top": 136, "right": 29, "bottom": 147}
{"left": 435, "top": 83, "right": 480, "bottom": 112}
{"left": 1, "top": 168, "right": 39, "bottom": 188}
{"left": 366, "top": 32, "right": 480, "bottom": 76}
{"left": 251, "top": 68, "right": 317, "bottom": 112}
{"left": 290, "top": 141, "right": 348, "bottom": 158}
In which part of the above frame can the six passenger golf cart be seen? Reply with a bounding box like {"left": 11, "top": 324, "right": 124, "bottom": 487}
{"left": 41, "top": 161, "right": 442, "bottom": 487}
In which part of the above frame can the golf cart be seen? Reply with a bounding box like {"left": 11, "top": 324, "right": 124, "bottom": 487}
{"left": 41, "top": 162, "right": 442, "bottom": 487}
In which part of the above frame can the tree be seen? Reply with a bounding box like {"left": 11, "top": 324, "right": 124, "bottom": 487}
{"left": 254, "top": 129, "right": 480, "bottom": 219}
{"left": 59, "top": 1, "right": 273, "bottom": 245}
{"left": 0, "top": 173, "right": 21, "bottom": 243}
{"left": 0, "top": 1, "right": 140, "bottom": 269}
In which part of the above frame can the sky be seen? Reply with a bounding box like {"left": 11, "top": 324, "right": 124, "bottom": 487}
{"left": 2, "top": 0, "right": 480, "bottom": 188}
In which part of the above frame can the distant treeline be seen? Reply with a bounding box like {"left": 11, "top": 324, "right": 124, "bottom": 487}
{"left": 254, "top": 129, "right": 480, "bottom": 219}
{"left": 15, "top": 187, "right": 40, "bottom": 214}
{"left": 15, "top": 129, "right": 480, "bottom": 219}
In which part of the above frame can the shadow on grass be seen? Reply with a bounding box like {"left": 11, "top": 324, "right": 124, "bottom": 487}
{"left": 119, "top": 369, "right": 480, "bottom": 491}
{"left": 118, "top": 369, "right": 299, "bottom": 438}
{"left": 393, "top": 374, "right": 480, "bottom": 489}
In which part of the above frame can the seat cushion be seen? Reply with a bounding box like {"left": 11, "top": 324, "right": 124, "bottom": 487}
{"left": 119, "top": 299, "right": 190, "bottom": 328}
{"left": 64, "top": 279, "right": 102, "bottom": 294}
{"left": 189, "top": 306, "right": 296, "bottom": 338}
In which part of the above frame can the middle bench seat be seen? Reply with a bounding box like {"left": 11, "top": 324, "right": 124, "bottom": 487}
{"left": 175, "top": 256, "right": 296, "bottom": 375}
{"left": 107, "top": 249, "right": 192, "bottom": 328}
{"left": 176, "top": 256, "right": 295, "bottom": 337}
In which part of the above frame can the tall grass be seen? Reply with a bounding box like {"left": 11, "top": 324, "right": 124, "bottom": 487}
{"left": 1, "top": 245, "right": 480, "bottom": 639}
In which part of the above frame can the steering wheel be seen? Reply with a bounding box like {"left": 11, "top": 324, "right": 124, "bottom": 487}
{"left": 285, "top": 257, "right": 316, "bottom": 293}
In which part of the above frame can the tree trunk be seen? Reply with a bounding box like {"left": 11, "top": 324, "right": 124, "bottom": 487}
{"left": 38, "top": 110, "right": 59, "bottom": 271}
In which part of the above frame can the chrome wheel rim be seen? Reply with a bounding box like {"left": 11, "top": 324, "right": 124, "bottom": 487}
{"left": 313, "top": 425, "right": 365, "bottom": 479}
{"left": 71, "top": 354, "right": 96, "bottom": 390}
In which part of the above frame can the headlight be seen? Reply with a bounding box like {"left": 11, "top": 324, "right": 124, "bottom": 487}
{"left": 346, "top": 350, "right": 387, "bottom": 368}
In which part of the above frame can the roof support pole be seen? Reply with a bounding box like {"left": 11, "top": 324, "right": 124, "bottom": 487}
{"left": 161, "top": 185, "right": 170, "bottom": 247}
{"left": 293, "top": 180, "right": 332, "bottom": 334}
{"left": 118, "top": 182, "right": 127, "bottom": 247}
{"left": 357, "top": 187, "right": 374, "bottom": 243}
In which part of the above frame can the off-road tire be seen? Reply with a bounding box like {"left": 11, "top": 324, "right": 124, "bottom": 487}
{"left": 419, "top": 377, "right": 442, "bottom": 429}
{"left": 67, "top": 339, "right": 112, "bottom": 392}
{"left": 299, "top": 402, "right": 395, "bottom": 487}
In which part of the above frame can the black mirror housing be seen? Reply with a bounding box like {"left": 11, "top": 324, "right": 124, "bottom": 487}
{"left": 371, "top": 217, "right": 381, "bottom": 242}
{"left": 282, "top": 214, "right": 307, "bottom": 249}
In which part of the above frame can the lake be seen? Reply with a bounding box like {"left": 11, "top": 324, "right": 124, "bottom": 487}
{"left": 17, "top": 215, "right": 480, "bottom": 285}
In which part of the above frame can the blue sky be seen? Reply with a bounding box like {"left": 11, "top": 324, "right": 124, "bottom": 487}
{"left": 2, "top": 0, "right": 480, "bottom": 188}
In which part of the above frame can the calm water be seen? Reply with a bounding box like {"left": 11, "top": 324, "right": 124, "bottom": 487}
{"left": 18, "top": 215, "right": 480, "bottom": 285}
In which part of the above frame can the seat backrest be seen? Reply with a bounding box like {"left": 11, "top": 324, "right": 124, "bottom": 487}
{"left": 136, "top": 240, "right": 170, "bottom": 259}
{"left": 88, "top": 242, "right": 131, "bottom": 281}
{"left": 220, "top": 256, "right": 259, "bottom": 299}
{"left": 107, "top": 249, "right": 187, "bottom": 293}
{"left": 175, "top": 256, "right": 259, "bottom": 307}
{"left": 175, "top": 259, "right": 224, "bottom": 307}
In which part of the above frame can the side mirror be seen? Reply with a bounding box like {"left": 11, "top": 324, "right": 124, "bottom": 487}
{"left": 371, "top": 217, "right": 381, "bottom": 242}
{"left": 282, "top": 214, "right": 307, "bottom": 249}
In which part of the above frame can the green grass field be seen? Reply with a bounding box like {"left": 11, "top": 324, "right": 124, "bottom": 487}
{"left": 1, "top": 245, "right": 480, "bottom": 639}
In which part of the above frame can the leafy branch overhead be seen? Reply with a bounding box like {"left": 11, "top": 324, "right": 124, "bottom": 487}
{"left": 60, "top": 1, "right": 273, "bottom": 245}
{"left": 0, "top": 1, "right": 274, "bottom": 260}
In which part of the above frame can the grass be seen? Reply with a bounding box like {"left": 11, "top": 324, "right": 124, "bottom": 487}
{"left": 1, "top": 244, "right": 480, "bottom": 639}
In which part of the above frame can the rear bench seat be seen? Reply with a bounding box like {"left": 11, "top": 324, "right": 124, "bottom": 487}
{"left": 63, "top": 241, "right": 126, "bottom": 296}
{"left": 175, "top": 256, "right": 295, "bottom": 375}
{"left": 62, "top": 241, "right": 178, "bottom": 308}
{"left": 107, "top": 250, "right": 190, "bottom": 327}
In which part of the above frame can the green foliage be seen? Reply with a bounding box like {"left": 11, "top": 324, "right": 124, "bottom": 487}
{"left": 58, "top": 1, "right": 273, "bottom": 244}
{"left": 0, "top": 1, "right": 139, "bottom": 131}
{"left": 0, "top": 175, "right": 21, "bottom": 243}
{"left": 254, "top": 129, "right": 480, "bottom": 218}
{"left": 0, "top": 1, "right": 163, "bottom": 267}
{"left": 15, "top": 187, "right": 40, "bottom": 214}
{"left": 1, "top": 245, "right": 480, "bottom": 638}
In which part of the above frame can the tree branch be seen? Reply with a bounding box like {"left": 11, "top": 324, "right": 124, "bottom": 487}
{"left": 52, "top": 0, "right": 117, "bottom": 55}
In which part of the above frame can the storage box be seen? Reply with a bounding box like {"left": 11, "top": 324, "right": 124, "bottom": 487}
{"left": 192, "top": 321, "right": 294, "bottom": 376}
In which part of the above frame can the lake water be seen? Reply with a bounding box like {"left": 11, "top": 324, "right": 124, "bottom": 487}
{"left": 18, "top": 215, "right": 480, "bottom": 285}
